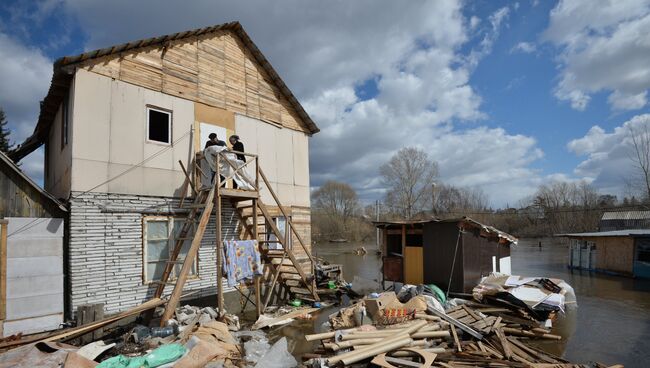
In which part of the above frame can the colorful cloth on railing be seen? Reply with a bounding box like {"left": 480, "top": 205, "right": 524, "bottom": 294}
{"left": 222, "top": 240, "right": 263, "bottom": 287}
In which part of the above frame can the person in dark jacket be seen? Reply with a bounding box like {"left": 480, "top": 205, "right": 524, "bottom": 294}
{"left": 229, "top": 135, "right": 245, "bottom": 189}
{"left": 229, "top": 135, "right": 246, "bottom": 162}
{"left": 205, "top": 133, "right": 226, "bottom": 148}
{"left": 205, "top": 133, "right": 226, "bottom": 186}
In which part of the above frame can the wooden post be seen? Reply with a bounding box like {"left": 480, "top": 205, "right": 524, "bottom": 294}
{"left": 216, "top": 153, "right": 224, "bottom": 315}
{"left": 253, "top": 197, "right": 261, "bottom": 316}
{"left": 401, "top": 224, "right": 406, "bottom": 282}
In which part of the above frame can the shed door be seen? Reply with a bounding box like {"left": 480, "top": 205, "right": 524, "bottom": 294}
{"left": 404, "top": 246, "right": 423, "bottom": 284}
{"left": 634, "top": 238, "right": 650, "bottom": 279}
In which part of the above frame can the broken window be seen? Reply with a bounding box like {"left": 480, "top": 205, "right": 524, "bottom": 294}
{"left": 147, "top": 107, "right": 171, "bottom": 144}
{"left": 143, "top": 217, "right": 197, "bottom": 283}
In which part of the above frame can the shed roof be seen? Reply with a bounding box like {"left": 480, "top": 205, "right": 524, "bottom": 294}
{"left": 558, "top": 229, "right": 650, "bottom": 238}
{"left": 0, "top": 151, "right": 67, "bottom": 215}
{"left": 373, "top": 216, "right": 517, "bottom": 245}
{"left": 601, "top": 210, "right": 650, "bottom": 221}
{"left": 9, "top": 21, "right": 319, "bottom": 162}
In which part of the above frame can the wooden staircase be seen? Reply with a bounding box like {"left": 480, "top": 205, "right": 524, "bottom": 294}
{"left": 153, "top": 151, "right": 319, "bottom": 325}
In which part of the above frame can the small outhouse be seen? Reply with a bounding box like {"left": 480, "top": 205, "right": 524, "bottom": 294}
{"left": 375, "top": 217, "right": 517, "bottom": 293}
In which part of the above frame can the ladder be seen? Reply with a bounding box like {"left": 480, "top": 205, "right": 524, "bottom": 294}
{"left": 153, "top": 151, "right": 319, "bottom": 325}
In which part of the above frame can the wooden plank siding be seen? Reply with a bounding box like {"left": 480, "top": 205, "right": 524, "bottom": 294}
{"left": 78, "top": 30, "right": 310, "bottom": 134}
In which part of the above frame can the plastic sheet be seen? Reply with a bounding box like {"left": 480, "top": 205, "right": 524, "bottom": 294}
{"left": 253, "top": 337, "right": 297, "bottom": 368}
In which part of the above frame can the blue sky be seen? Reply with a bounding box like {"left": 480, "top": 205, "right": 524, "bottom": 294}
{"left": 1, "top": 0, "right": 649, "bottom": 207}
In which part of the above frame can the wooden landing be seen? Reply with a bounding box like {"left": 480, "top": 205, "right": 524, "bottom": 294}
{"left": 219, "top": 188, "right": 259, "bottom": 199}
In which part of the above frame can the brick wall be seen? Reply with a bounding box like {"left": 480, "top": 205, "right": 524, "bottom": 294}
{"left": 68, "top": 192, "right": 239, "bottom": 314}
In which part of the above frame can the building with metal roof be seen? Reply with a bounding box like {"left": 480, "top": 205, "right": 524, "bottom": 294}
{"left": 559, "top": 228, "right": 650, "bottom": 279}
{"left": 599, "top": 210, "right": 650, "bottom": 231}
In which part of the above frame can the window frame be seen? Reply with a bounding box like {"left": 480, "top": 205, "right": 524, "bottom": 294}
{"left": 142, "top": 216, "right": 199, "bottom": 284}
{"left": 145, "top": 105, "right": 173, "bottom": 145}
{"left": 267, "top": 216, "right": 292, "bottom": 250}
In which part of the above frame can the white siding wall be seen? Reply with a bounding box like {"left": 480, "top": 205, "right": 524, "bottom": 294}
{"left": 235, "top": 115, "right": 311, "bottom": 207}
{"left": 46, "top": 103, "right": 73, "bottom": 200}
{"left": 3, "top": 218, "right": 64, "bottom": 336}
{"left": 71, "top": 69, "right": 194, "bottom": 197}
{"left": 68, "top": 192, "right": 238, "bottom": 313}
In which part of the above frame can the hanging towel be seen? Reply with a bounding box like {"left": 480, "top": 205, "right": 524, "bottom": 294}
{"left": 222, "top": 240, "right": 263, "bottom": 287}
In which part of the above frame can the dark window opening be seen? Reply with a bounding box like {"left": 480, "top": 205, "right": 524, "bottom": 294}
{"left": 386, "top": 233, "right": 402, "bottom": 255}
{"left": 148, "top": 108, "right": 171, "bottom": 144}
{"left": 406, "top": 233, "right": 422, "bottom": 247}
{"left": 638, "top": 250, "right": 650, "bottom": 263}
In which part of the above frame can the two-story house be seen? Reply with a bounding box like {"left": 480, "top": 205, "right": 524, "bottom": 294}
{"left": 10, "top": 21, "right": 319, "bottom": 317}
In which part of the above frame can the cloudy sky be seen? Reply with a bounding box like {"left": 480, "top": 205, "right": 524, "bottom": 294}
{"left": 1, "top": 0, "right": 649, "bottom": 207}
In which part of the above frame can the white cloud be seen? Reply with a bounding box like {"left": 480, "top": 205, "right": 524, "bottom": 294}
{"left": 0, "top": 31, "right": 52, "bottom": 183}
{"left": 567, "top": 114, "right": 650, "bottom": 195}
{"left": 4, "top": 1, "right": 547, "bottom": 207}
{"left": 511, "top": 41, "right": 536, "bottom": 54}
{"left": 544, "top": 0, "right": 650, "bottom": 111}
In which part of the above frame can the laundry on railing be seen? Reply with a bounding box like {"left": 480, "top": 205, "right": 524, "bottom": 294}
{"left": 222, "top": 240, "right": 263, "bottom": 287}
{"left": 201, "top": 145, "right": 255, "bottom": 190}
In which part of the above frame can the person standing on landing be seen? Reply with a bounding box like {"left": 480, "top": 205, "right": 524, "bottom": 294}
{"left": 229, "top": 135, "right": 245, "bottom": 189}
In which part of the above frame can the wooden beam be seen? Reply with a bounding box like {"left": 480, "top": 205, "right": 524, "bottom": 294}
{"left": 160, "top": 185, "right": 216, "bottom": 325}
{"left": 216, "top": 154, "right": 224, "bottom": 315}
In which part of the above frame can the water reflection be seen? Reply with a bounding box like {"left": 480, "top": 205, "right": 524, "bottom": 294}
{"left": 273, "top": 240, "right": 650, "bottom": 367}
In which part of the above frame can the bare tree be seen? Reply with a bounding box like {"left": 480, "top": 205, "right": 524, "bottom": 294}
{"left": 628, "top": 123, "right": 650, "bottom": 201}
{"left": 380, "top": 147, "right": 438, "bottom": 219}
{"left": 433, "top": 184, "right": 489, "bottom": 216}
{"left": 312, "top": 180, "right": 359, "bottom": 229}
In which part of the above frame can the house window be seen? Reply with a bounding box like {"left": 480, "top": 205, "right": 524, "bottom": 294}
{"left": 267, "top": 216, "right": 291, "bottom": 250}
{"left": 143, "top": 217, "right": 197, "bottom": 283}
{"left": 147, "top": 107, "right": 172, "bottom": 144}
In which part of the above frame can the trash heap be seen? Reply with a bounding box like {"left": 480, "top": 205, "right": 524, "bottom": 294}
{"left": 303, "top": 281, "right": 608, "bottom": 367}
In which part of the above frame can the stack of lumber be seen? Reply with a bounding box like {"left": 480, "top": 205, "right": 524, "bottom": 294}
{"left": 304, "top": 302, "right": 613, "bottom": 367}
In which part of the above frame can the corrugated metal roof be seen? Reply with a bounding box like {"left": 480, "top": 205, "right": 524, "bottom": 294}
{"left": 559, "top": 229, "right": 650, "bottom": 237}
{"left": 9, "top": 21, "right": 319, "bottom": 162}
{"left": 601, "top": 211, "right": 650, "bottom": 221}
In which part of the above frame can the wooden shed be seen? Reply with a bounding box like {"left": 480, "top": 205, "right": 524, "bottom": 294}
{"left": 0, "top": 151, "right": 67, "bottom": 337}
{"left": 375, "top": 217, "right": 517, "bottom": 293}
{"left": 560, "top": 229, "right": 650, "bottom": 279}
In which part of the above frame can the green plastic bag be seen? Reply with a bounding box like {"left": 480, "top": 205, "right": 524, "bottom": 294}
{"left": 96, "top": 355, "right": 131, "bottom": 368}
{"left": 126, "top": 357, "right": 147, "bottom": 368}
{"left": 144, "top": 343, "right": 187, "bottom": 367}
{"left": 428, "top": 284, "right": 446, "bottom": 304}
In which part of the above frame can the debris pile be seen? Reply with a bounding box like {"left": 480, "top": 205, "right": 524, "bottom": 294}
{"left": 302, "top": 278, "right": 611, "bottom": 367}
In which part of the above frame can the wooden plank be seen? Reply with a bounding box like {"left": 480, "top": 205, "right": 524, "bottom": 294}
{"left": 495, "top": 327, "right": 512, "bottom": 360}
{"left": 160, "top": 184, "right": 216, "bottom": 324}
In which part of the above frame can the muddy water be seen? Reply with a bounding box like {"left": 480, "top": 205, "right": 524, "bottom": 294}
{"left": 272, "top": 240, "right": 650, "bottom": 367}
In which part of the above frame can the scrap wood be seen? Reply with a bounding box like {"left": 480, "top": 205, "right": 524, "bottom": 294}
{"left": 450, "top": 324, "right": 461, "bottom": 352}
{"left": 371, "top": 348, "right": 436, "bottom": 368}
{"left": 252, "top": 307, "right": 319, "bottom": 329}
{"left": 0, "top": 298, "right": 165, "bottom": 351}
{"left": 427, "top": 306, "right": 484, "bottom": 340}
{"left": 494, "top": 328, "right": 513, "bottom": 360}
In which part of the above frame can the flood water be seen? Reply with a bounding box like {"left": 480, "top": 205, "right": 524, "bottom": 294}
{"left": 272, "top": 239, "right": 650, "bottom": 367}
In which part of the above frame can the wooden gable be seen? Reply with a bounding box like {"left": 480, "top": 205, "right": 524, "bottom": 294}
{"left": 78, "top": 30, "right": 308, "bottom": 133}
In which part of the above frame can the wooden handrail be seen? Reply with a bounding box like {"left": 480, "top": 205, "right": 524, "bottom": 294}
{"left": 258, "top": 168, "right": 316, "bottom": 266}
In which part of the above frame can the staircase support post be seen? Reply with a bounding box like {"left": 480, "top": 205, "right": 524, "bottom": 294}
{"left": 216, "top": 154, "right": 224, "bottom": 316}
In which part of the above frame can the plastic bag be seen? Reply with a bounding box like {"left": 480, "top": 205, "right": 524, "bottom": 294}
{"left": 145, "top": 344, "right": 186, "bottom": 367}
{"left": 253, "top": 337, "right": 296, "bottom": 368}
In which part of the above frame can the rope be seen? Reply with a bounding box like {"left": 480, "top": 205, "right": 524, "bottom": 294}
{"left": 446, "top": 230, "right": 462, "bottom": 299}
